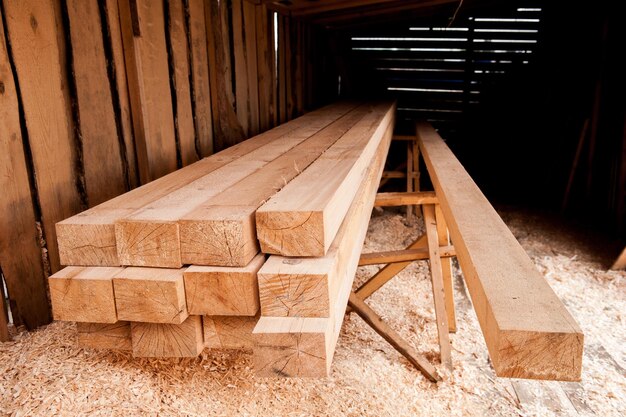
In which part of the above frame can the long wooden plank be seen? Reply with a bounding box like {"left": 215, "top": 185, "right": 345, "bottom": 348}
{"left": 104, "top": 0, "right": 139, "bottom": 188}
{"left": 3, "top": 0, "right": 83, "bottom": 274}
{"left": 255, "top": 4, "right": 273, "bottom": 131}
{"left": 610, "top": 246, "right": 626, "bottom": 270}
{"left": 374, "top": 191, "right": 437, "bottom": 207}
{"left": 435, "top": 204, "right": 456, "bottom": 333}
{"left": 0, "top": 11, "right": 50, "bottom": 330}
{"left": 116, "top": 102, "right": 359, "bottom": 268}
{"left": 242, "top": 0, "right": 260, "bottom": 135}
{"left": 49, "top": 266, "right": 123, "bottom": 323}
{"left": 232, "top": 0, "right": 250, "bottom": 136}
{"left": 179, "top": 104, "right": 377, "bottom": 267}
{"left": 56, "top": 105, "right": 348, "bottom": 267}
{"left": 423, "top": 204, "right": 452, "bottom": 369}
{"left": 417, "top": 121, "right": 583, "bottom": 381}
{"left": 0, "top": 299, "right": 8, "bottom": 342}
{"left": 66, "top": 0, "right": 127, "bottom": 206}
{"left": 167, "top": 0, "right": 198, "bottom": 166}
{"left": 187, "top": 0, "right": 213, "bottom": 157}
{"left": 256, "top": 102, "right": 396, "bottom": 257}
{"left": 118, "top": 0, "right": 178, "bottom": 182}
{"left": 253, "top": 125, "right": 392, "bottom": 376}
{"left": 184, "top": 254, "right": 264, "bottom": 316}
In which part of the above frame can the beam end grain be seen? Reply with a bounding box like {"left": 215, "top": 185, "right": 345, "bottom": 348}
{"left": 131, "top": 315, "right": 203, "bottom": 357}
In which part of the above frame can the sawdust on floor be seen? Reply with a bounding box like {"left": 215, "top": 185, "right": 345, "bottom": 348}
{"left": 0, "top": 208, "right": 624, "bottom": 417}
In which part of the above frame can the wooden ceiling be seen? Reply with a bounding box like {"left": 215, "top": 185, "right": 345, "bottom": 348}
{"left": 255, "top": 0, "right": 463, "bottom": 27}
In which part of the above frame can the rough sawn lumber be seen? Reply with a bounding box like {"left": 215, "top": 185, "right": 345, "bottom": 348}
{"left": 417, "top": 121, "right": 583, "bottom": 381}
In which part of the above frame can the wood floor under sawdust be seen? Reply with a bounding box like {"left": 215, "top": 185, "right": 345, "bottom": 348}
{"left": 0, "top": 208, "right": 624, "bottom": 417}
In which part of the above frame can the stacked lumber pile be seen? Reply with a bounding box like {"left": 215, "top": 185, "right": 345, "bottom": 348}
{"left": 49, "top": 101, "right": 395, "bottom": 376}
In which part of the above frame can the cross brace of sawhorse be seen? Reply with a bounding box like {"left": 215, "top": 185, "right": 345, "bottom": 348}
{"left": 347, "top": 191, "right": 458, "bottom": 382}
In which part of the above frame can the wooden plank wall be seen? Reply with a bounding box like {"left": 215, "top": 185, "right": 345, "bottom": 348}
{"left": 0, "top": 0, "right": 316, "bottom": 338}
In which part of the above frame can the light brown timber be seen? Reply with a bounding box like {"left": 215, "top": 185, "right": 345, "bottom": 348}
{"left": 0, "top": 11, "right": 50, "bottom": 329}
{"left": 77, "top": 322, "right": 132, "bottom": 351}
{"left": 417, "top": 121, "right": 583, "bottom": 381}
{"left": 49, "top": 267, "right": 124, "bottom": 323}
{"left": 348, "top": 293, "right": 440, "bottom": 382}
{"left": 131, "top": 315, "right": 203, "bottom": 357}
{"left": 610, "top": 247, "right": 626, "bottom": 270}
{"left": 117, "top": 102, "right": 358, "bottom": 268}
{"left": 358, "top": 245, "right": 455, "bottom": 266}
{"left": 436, "top": 204, "right": 456, "bottom": 333}
{"left": 113, "top": 267, "right": 188, "bottom": 324}
{"left": 423, "top": 204, "right": 452, "bottom": 369}
{"left": 179, "top": 103, "right": 369, "bottom": 267}
{"left": 256, "top": 102, "right": 396, "bottom": 257}
{"left": 374, "top": 191, "right": 437, "bottom": 207}
{"left": 204, "top": 315, "right": 257, "bottom": 349}
{"left": 184, "top": 254, "right": 264, "bottom": 316}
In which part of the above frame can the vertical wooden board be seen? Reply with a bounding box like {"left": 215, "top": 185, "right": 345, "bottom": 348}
{"left": 205, "top": 0, "right": 244, "bottom": 151}
{"left": 232, "top": 0, "right": 249, "bottom": 135}
{"left": 219, "top": 0, "right": 234, "bottom": 109}
{"left": 104, "top": 0, "right": 138, "bottom": 188}
{"left": 0, "top": 10, "right": 50, "bottom": 330}
{"left": 0, "top": 297, "right": 9, "bottom": 341}
{"left": 118, "top": 0, "right": 178, "bottom": 182}
{"left": 295, "top": 21, "right": 304, "bottom": 115}
{"left": 285, "top": 16, "right": 295, "bottom": 120}
{"left": 242, "top": 0, "right": 259, "bottom": 135}
{"left": 3, "top": 0, "right": 83, "bottom": 274}
{"left": 255, "top": 5, "right": 271, "bottom": 131}
{"left": 277, "top": 16, "right": 286, "bottom": 124}
{"left": 187, "top": 0, "right": 213, "bottom": 157}
{"left": 66, "top": 0, "right": 126, "bottom": 206}
{"left": 167, "top": 0, "right": 198, "bottom": 166}
{"left": 435, "top": 204, "right": 456, "bottom": 332}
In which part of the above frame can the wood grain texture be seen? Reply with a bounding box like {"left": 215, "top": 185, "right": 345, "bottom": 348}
{"left": 423, "top": 204, "right": 452, "bottom": 369}
{"left": 358, "top": 245, "right": 455, "bottom": 266}
{"left": 204, "top": 315, "right": 257, "bottom": 349}
{"left": 56, "top": 131, "right": 280, "bottom": 267}
{"left": 417, "top": 121, "right": 583, "bottom": 381}
{"left": 104, "top": 0, "right": 138, "bottom": 188}
{"left": 117, "top": 102, "right": 358, "bottom": 268}
{"left": 257, "top": 117, "right": 393, "bottom": 318}
{"left": 374, "top": 191, "right": 437, "bottom": 207}
{"left": 167, "top": 0, "right": 198, "bottom": 166}
{"left": 66, "top": 0, "right": 127, "bottom": 205}
{"left": 435, "top": 204, "right": 456, "bottom": 333}
{"left": 0, "top": 11, "right": 49, "bottom": 329}
{"left": 242, "top": 0, "right": 260, "bottom": 135}
{"left": 179, "top": 104, "right": 368, "bottom": 267}
{"left": 232, "top": 0, "right": 250, "bottom": 135}
{"left": 256, "top": 102, "right": 396, "bottom": 257}
{"left": 113, "top": 267, "right": 188, "bottom": 324}
{"left": 118, "top": 0, "right": 178, "bottom": 182}
{"left": 131, "top": 315, "right": 203, "bottom": 357}
{"left": 253, "top": 122, "right": 392, "bottom": 377}
{"left": 205, "top": 0, "right": 244, "bottom": 151}
{"left": 187, "top": 0, "right": 213, "bottom": 157}
{"left": 255, "top": 4, "right": 273, "bottom": 132}
{"left": 77, "top": 321, "right": 132, "bottom": 350}
{"left": 3, "top": 0, "right": 83, "bottom": 273}
{"left": 49, "top": 266, "right": 123, "bottom": 323}
{"left": 0, "top": 299, "right": 9, "bottom": 342}
{"left": 185, "top": 253, "right": 264, "bottom": 316}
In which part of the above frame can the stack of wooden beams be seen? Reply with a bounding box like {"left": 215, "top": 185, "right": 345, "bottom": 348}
{"left": 49, "top": 101, "right": 395, "bottom": 376}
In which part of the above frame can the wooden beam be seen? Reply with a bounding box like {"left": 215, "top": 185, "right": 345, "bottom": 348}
{"left": 374, "top": 191, "right": 438, "bottom": 207}
{"left": 204, "top": 315, "right": 257, "bottom": 349}
{"left": 243, "top": 0, "right": 260, "bottom": 135}
{"left": 49, "top": 267, "right": 123, "bottom": 323}
{"left": 418, "top": 121, "right": 583, "bottom": 381}
{"left": 392, "top": 134, "right": 416, "bottom": 141}
{"left": 77, "top": 322, "right": 132, "bottom": 351}
{"left": 610, "top": 247, "right": 626, "bottom": 270}
{"left": 56, "top": 107, "right": 331, "bottom": 267}
{"left": 178, "top": 103, "right": 366, "bottom": 267}
{"left": 184, "top": 253, "right": 264, "bottom": 316}
{"left": 113, "top": 267, "right": 188, "bottom": 324}
{"left": 0, "top": 295, "right": 10, "bottom": 342}
{"left": 131, "top": 315, "right": 203, "bottom": 357}
{"left": 0, "top": 8, "right": 50, "bottom": 330}
{"left": 256, "top": 102, "right": 396, "bottom": 257}
{"left": 115, "top": 102, "right": 358, "bottom": 268}
{"left": 423, "top": 204, "right": 452, "bottom": 369}
{"left": 253, "top": 124, "right": 391, "bottom": 376}
{"left": 348, "top": 293, "right": 440, "bottom": 382}
{"left": 358, "top": 245, "right": 455, "bottom": 266}
{"left": 355, "top": 234, "right": 427, "bottom": 300}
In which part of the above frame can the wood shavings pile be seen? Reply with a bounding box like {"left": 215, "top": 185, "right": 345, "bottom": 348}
{"left": 1, "top": 208, "right": 624, "bottom": 416}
